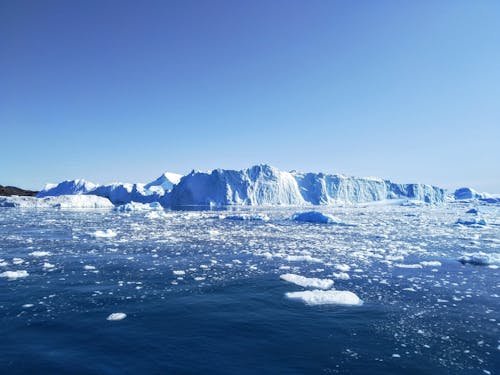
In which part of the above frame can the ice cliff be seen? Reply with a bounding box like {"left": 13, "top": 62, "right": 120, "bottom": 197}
{"left": 35, "top": 165, "right": 450, "bottom": 207}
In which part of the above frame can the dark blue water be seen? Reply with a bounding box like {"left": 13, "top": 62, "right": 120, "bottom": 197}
{"left": 0, "top": 206, "right": 498, "bottom": 374}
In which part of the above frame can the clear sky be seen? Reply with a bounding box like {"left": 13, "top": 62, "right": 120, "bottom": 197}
{"left": 1, "top": 0, "right": 499, "bottom": 192}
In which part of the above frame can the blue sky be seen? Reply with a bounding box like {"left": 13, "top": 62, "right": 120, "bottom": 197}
{"left": 1, "top": 0, "right": 499, "bottom": 191}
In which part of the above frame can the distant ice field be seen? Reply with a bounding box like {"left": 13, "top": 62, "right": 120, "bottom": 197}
{"left": 0, "top": 202, "right": 498, "bottom": 374}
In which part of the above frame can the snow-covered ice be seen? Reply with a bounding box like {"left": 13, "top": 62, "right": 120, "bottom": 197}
{"left": 107, "top": 313, "right": 127, "bottom": 321}
{"left": 285, "top": 290, "right": 363, "bottom": 306}
{"left": 280, "top": 273, "right": 334, "bottom": 289}
{"left": 0, "top": 270, "right": 29, "bottom": 280}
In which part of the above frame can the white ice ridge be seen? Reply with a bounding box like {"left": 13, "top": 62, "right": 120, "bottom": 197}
{"left": 286, "top": 290, "right": 363, "bottom": 306}
{"left": 292, "top": 211, "right": 342, "bottom": 224}
{"left": 0, "top": 195, "right": 114, "bottom": 209}
{"left": 280, "top": 273, "right": 334, "bottom": 290}
{"left": 0, "top": 270, "right": 29, "bottom": 280}
{"left": 34, "top": 164, "right": 447, "bottom": 207}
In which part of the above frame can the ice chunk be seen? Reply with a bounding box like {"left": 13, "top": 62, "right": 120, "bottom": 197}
{"left": 92, "top": 229, "right": 117, "bottom": 238}
{"left": 292, "top": 211, "right": 340, "bottom": 224}
{"left": 29, "top": 251, "right": 51, "bottom": 257}
{"left": 114, "top": 202, "right": 163, "bottom": 212}
{"left": 280, "top": 273, "right": 334, "bottom": 289}
{"left": 0, "top": 270, "right": 29, "bottom": 280}
{"left": 394, "top": 263, "right": 423, "bottom": 269}
{"left": 459, "top": 252, "right": 500, "bottom": 266}
{"left": 285, "top": 255, "right": 323, "bottom": 263}
{"left": 173, "top": 270, "right": 186, "bottom": 276}
{"left": 107, "top": 313, "right": 127, "bottom": 321}
{"left": 420, "top": 261, "right": 442, "bottom": 267}
{"left": 456, "top": 217, "right": 487, "bottom": 226}
{"left": 286, "top": 290, "right": 363, "bottom": 306}
{"left": 223, "top": 214, "right": 270, "bottom": 221}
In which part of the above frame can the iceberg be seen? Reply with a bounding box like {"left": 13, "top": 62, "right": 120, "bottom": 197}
{"left": 35, "top": 165, "right": 447, "bottom": 208}
{"left": 0, "top": 195, "right": 114, "bottom": 209}
{"left": 169, "top": 165, "right": 304, "bottom": 207}
{"left": 453, "top": 187, "right": 500, "bottom": 203}
{"left": 37, "top": 179, "right": 98, "bottom": 197}
{"left": 292, "top": 211, "right": 342, "bottom": 224}
{"left": 169, "top": 165, "right": 445, "bottom": 207}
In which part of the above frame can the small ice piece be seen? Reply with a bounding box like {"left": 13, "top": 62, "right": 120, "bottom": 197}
{"left": 456, "top": 217, "right": 487, "bottom": 226}
{"left": 335, "top": 264, "right": 351, "bottom": 272}
{"left": 332, "top": 272, "right": 350, "bottom": 280}
{"left": 223, "top": 214, "right": 270, "bottom": 221}
{"left": 92, "top": 229, "right": 117, "bottom": 238}
{"left": 43, "top": 262, "right": 55, "bottom": 269}
{"left": 285, "top": 255, "right": 322, "bottom": 263}
{"left": 0, "top": 270, "right": 29, "bottom": 280}
{"left": 107, "top": 312, "right": 127, "bottom": 321}
{"left": 466, "top": 208, "right": 478, "bottom": 215}
{"left": 292, "top": 211, "right": 341, "bottom": 224}
{"left": 280, "top": 273, "right": 334, "bottom": 290}
{"left": 84, "top": 265, "right": 96, "bottom": 270}
{"left": 392, "top": 354, "right": 401, "bottom": 358}
{"left": 173, "top": 270, "right": 186, "bottom": 276}
{"left": 459, "top": 252, "right": 500, "bottom": 266}
{"left": 394, "top": 263, "right": 423, "bottom": 269}
{"left": 285, "top": 290, "right": 362, "bottom": 306}
{"left": 420, "top": 261, "right": 442, "bottom": 267}
{"left": 22, "top": 304, "right": 34, "bottom": 308}
{"left": 29, "top": 251, "right": 51, "bottom": 257}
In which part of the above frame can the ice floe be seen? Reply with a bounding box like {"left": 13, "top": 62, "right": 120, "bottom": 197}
{"left": 92, "top": 229, "right": 117, "bottom": 238}
{"left": 280, "top": 273, "right": 334, "bottom": 289}
{"left": 292, "top": 211, "right": 342, "bottom": 224}
{"left": 0, "top": 270, "right": 29, "bottom": 280}
{"left": 286, "top": 290, "right": 363, "bottom": 306}
{"left": 107, "top": 313, "right": 127, "bottom": 321}
{"left": 459, "top": 252, "right": 500, "bottom": 266}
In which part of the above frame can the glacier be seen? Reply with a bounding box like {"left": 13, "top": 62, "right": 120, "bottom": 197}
{"left": 26, "top": 164, "right": 500, "bottom": 208}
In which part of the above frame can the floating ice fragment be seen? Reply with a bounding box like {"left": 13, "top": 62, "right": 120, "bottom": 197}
{"left": 107, "top": 313, "right": 127, "bottom": 321}
{"left": 292, "top": 211, "right": 342, "bottom": 224}
{"left": 280, "top": 273, "right": 334, "bottom": 290}
{"left": 459, "top": 252, "right": 500, "bottom": 266}
{"left": 285, "top": 290, "right": 362, "bottom": 306}
{"left": 394, "top": 263, "right": 422, "bottom": 269}
{"left": 0, "top": 270, "right": 29, "bottom": 280}
{"left": 456, "top": 217, "right": 486, "bottom": 226}
{"left": 420, "top": 261, "right": 442, "bottom": 267}
{"left": 29, "top": 251, "right": 51, "bottom": 257}
{"left": 84, "top": 265, "right": 96, "bottom": 270}
{"left": 92, "top": 229, "right": 117, "bottom": 238}
{"left": 285, "top": 255, "right": 322, "bottom": 263}
{"left": 173, "top": 270, "right": 186, "bottom": 276}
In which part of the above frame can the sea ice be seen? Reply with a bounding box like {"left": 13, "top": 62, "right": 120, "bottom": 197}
{"left": 92, "top": 229, "right": 117, "bottom": 238}
{"left": 0, "top": 270, "right": 29, "bottom": 280}
{"left": 459, "top": 253, "right": 500, "bottom": 266}
{"left": 285, "top": 290, "right": 363, "bottom": 306}
{"left": 280, "top": 273, "right": 334, "bottom": 290}
{"left": 107, "top": 313, "right": 127, "bottom": 321}
{"left": 29, "top": 251, "right": 51, "bottom": 257}
{"left": 292, "top": 211, "right": 341, "bottom": 224}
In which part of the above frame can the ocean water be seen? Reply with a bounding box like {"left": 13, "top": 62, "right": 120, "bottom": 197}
{"left": 0, "top": 204, "right": 499, "bottom": 374}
